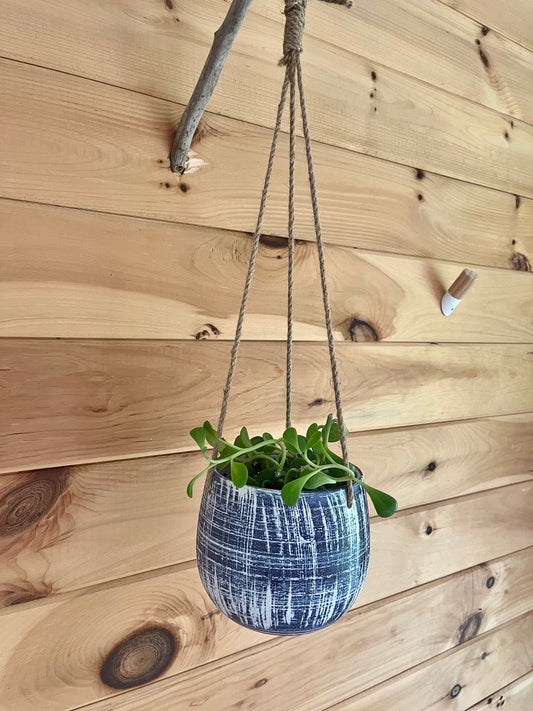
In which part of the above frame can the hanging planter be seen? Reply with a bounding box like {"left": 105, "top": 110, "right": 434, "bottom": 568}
{"left": 189, "top": 419, "right": 395, "bottom": 635}
{"left": 179, "top": 0, "right": 397, "bottom": 636}
{"left": 198, "top": 468, "right": 369, "bottom": 635}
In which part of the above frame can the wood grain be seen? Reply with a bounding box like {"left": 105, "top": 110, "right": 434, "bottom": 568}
{"left": 2, "top": 200, "right": 532, "bottom": 341}
{"left": 2, "top": 0, "right": 533, "bottom": 125}
{"left": 330, "top": 613, "right": 533, "bottom": 711}
{"left": 466, "top": 672, "right": 533, "bottom": 711}
{"left": 1, "top": 340, "right": 532, "bottom": 473}
{"left": 1, "top": 443, "right": 531, "bottom": 606}
{"left": 2, "top": 61, "right": 532, "bottom": 269}
{"left": 1, "top": 0, "right": 533, "bottom": 143}
{"left": 27, "top": 546, "right": 531, "bottom": 711}
{"left": 440, "top": 0, "right": 533, "bottom": 53}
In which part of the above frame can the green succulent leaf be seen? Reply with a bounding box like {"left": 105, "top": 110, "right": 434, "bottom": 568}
{"left": 283, "top": 427, "right": 300, "bottom": 453}
{"left": 231, "top": 460, "right": 249, "bottom": 488}
{"left": 328, "top": 419, "right": 348, "bottom": 443}
{"left": 186, "top": 470, "right": 206, "bottom": 498}
{"left": 303, "top": 472, "right": 337, "bottom": 489}
{"left": 219, "top": 443, "right": 240, "bottom": 459}
{"left": 306, "top": 429, "right": 322, "bottom": 450}
{"left": 240, "top": 427, "right": 252, "bottom": 448}
{"left": 358, "top": 481, "right": 398, "bottom": 518}
{"left": 203, "top": 421, "right": 218, "bottom": 447}
{"left": 190, "top": 427, "right": 206, "bottom": 450}
{"left": 281, "top": 472, "right": 318, "bottom": 506}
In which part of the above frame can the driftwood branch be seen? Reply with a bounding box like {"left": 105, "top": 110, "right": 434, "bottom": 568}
{"left": 170, "top": 0, "right": 254, "bottom": 173}
{"left": 169, "top": 0, "right": 353, "bottom": 174}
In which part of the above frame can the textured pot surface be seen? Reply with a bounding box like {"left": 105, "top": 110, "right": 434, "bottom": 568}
{"left": 196, "top": 469, "right": 370, "bottom": 635}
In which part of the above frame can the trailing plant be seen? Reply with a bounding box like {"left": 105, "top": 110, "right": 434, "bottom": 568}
{"left": 187, "top": 415, "right": 397, "bottom": 517}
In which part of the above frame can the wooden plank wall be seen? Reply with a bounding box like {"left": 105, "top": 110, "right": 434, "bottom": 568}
{"left": 0, "top": 1, "right": 532, "bottom": 709}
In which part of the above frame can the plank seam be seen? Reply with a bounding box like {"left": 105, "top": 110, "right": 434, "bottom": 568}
{"left": 1, "top": 411, "right": 532, "bottom": 476}
{"left": 2, "top": 56, "right": 533, "bottom": 200}
{"left": 433, "top": 0, "right": 533, "bottom": 55}
{"left": 324, "top": 609, "right": 533, "bottom": 711}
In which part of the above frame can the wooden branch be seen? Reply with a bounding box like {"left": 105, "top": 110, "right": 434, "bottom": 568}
{"left": 170, "top": 0, "right": 254, "bottom": 173}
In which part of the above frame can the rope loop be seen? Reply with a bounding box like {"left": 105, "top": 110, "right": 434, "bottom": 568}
{"left": 280, "top": 0, "right": 307, "bottom": 66}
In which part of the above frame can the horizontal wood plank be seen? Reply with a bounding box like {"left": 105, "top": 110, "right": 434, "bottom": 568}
{"left": 1, "top": 1, "right": 533, "bottom": 198}
{"left": 440, "top": 0, "right": 533, "bottom": 53}
{"left": 1, "top": 0, "right": 533, "bottom": 125}
{"left": 22, "top": 547, "right": 531, "bottom": 711}
{"left": 1, "top": 444, "right": 531, "bottom": 606}
{"left": 1, "top": 340, "right": 532, "bottom": 473}
{"left": 330, "top": 613, "right": 533, "bottom": 711}
{"left": 466, "top": 671, "right": 533, "bottom": 711}
{"left": 2, "top": 200, "right": 532, "bottom": 341}
{"left": 257, "top": 0, "right": 533, "bottom": 123}
{"left": 1, "top": 61, "right": 532, "bottom": 270}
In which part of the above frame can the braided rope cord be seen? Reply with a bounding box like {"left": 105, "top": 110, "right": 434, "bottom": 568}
{"left": 207, "top": 0, "right": 354, "bottom": 507}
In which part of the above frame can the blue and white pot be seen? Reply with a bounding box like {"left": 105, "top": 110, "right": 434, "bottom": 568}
{"left": 196, "top": 469, "right": 370, "bottom": 636}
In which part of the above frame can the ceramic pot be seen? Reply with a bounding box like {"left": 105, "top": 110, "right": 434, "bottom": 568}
{"left": 196, "top": 468, "right": 370, "bottom": 635}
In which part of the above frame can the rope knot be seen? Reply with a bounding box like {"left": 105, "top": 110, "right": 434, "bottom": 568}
{"left": 281, "top": 0, "right": 307, "bottom": 66}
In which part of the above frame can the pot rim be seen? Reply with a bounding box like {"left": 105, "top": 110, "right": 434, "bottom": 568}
{"left": 212, "top": 465, "right": 363, "bottom": 500}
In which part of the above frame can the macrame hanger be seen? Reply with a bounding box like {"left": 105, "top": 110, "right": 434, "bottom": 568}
{"left": 206, "top": 0, "right": 356, "bottom": 508}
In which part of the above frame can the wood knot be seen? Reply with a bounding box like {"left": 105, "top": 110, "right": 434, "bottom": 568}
{"left": 348, "top": 318, "right": 379, "bottom": 342}
{"left": 194, "top": 323, "right": 221, "bottom": 340}
{"left": 100, "top": 627, "right": 177, "bottom": 689}
{"left": 486, "top": 576, "right": 495, "bottom": 589}
{"left": 254, "top": 678, "right": 268, "bottom": 688}
{"left": 458, "top": 611, "right": 483, "bottom": 644}
{"left": 259, "top": 235, "right": 288, "bottom": 249}
{"left": 450, "top": 684, "right": 462, "bottom": 698}
{"left": 510, "top": 253, "right": 531, "bottom": 271}
{"left": 308, "top": 398, "right": 326, "bottom": 407}
{"left": 0, "top": 468, "right": 68, "bottom": 537}
{"left": 478, "top": 47, "right": 490, "bottom": 69}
